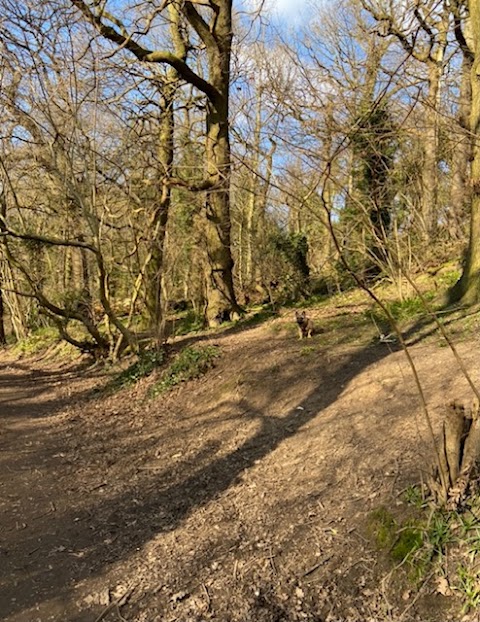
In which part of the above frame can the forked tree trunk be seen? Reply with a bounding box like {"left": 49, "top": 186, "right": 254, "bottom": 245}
{"left": 69, "top": 0, "right": 240, "bottom": 328}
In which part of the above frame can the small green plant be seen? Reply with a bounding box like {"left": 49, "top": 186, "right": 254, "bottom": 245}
{"left": 465, "top": 530, "right": 480, "bottom": 558}
{"left": 457, "top": 511, "right": 480, "bottom": 537}
{"left": 300, "top": 345, "right": 315, "bottom": 356}
{"left": 368, "top": 505, "right": 455, "bottom": 581}
{"left": 367, "top": 294, "right": 437, "bottom": 328}
{"left": 457, "top": 565, "right": 480, "bottom": 612}
{"left": 387, "top": 294, "right": 435, "bottom": 321}
{"left": 403, "top": 484, "right": 425, "bottom": 508}
{"left": 435, "top": 268, "right": 460, "bottom": 289}
{"left": 150, "top": 345, "right": 219, "bottom": 396}
{"left": 426, "top": 510, "right": 453, "bottom": 556}
{"left": 110, "top": 349, "right": 164, "bottom": 390}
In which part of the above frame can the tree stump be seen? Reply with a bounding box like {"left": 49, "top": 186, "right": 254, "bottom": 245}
{"left": 429, "top": 398, "right": 480, "bottom": 509}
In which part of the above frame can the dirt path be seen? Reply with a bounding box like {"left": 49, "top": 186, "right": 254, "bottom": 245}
{"left": 0, "top": 356, "right": 101, "bottom": 622}
{"left": 1, "top": 320, "right": 479, "bottom": 621}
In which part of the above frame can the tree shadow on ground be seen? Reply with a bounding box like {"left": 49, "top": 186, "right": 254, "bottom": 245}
{"left": 0, "top": 357, "right": 98, "bottom": 418}
{"left": 0, "top": 308, "right": 470, "bottom": 621}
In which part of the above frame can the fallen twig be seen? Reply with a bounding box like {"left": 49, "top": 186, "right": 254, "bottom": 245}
{"left": 303, "top": 554, "right": 332, "bottom": 577}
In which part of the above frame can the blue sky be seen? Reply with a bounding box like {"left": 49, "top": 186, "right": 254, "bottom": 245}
{"left": 244, "top": 0, "right": 313, "bottom": 23}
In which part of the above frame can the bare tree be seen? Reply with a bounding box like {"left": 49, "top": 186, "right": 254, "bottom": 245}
{"left": 362, "top": 0, "right": 450, "bottom": 243}
{"left": 68, "top": 0, "right": 241, "bottom": 325}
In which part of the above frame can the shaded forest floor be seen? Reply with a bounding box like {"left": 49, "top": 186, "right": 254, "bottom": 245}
{"left": 2, "top": 295, "right": 480, "bottom": 622}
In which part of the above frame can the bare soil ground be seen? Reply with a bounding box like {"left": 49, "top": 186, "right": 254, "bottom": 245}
{"left": 2, "top": 304, "right": 480, "bottom": 622}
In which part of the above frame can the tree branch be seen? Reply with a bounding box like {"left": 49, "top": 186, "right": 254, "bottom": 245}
{"left": 69, "top": 0, "right": 222, "bottom": 104}
{"left": 0, "top": 224, "right": 98, "bottom": 254}
{"left": 183, "top": 2, "right": 217, "bottom": 50}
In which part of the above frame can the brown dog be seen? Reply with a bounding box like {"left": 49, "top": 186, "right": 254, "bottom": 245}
{"left": 295, "top": 310, "right": 314, "bottom": 339}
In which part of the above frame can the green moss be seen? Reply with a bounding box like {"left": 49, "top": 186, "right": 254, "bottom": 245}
{"left": 368, "top": 506, "right": 397, "bottom": 548}
{"left": 368, "top": 508, "right": 426, "bottom": 568}
{"left": 391, "top": 526, "right": 423, "bottom": 562}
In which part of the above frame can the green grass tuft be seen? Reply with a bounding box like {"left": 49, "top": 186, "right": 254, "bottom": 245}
{"left": 150, "top": 345, "right": 220, "bottom": 397}
{"left": 110, "top": 349, "right": 165, "bottom": 391}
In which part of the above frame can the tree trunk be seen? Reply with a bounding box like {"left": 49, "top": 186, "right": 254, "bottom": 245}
{"left": 145, "top": 4, "right": 191, "bottom": 343}
{"left": 144, "top": 84, "right": 174, "bottom": 345}
{"left": 450, "top": 52, "right": 473, "bottom": 239}
{"left": 244, "top": 93, "right": 262, "bottom": 288}
{"left": 203, "top": 1, "right": 240, "bottom": 326}
{"left": 0, "top": 284, "right": 6, "bottom": 346}
{"left": 0, "top": 187, "right": 7, "bottom": 345}
{"left": 420, "top": 60, "right": 442, "bottom": 241}
{"left": 449, "top": 3, "right": 480, "bottom": 304}
{"left": 430, "top": 399, "right": 480, "bottom": 508}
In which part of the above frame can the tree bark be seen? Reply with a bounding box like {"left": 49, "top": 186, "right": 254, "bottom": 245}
{"left": 200, "top": 0, "right": 241, "bottom": 325}
{"left": 430, "top": 399, "right": 480, "bottom": 508}
{"left": 0, "top": 187, "right": 7, "bottom": 345}
{"left": 144, "top": 89, "right": 174, "bottom": 344}
{"left": 144, "top": 3, "right": 190, "bottom": 343}
{"left": 420, "top": 60, "right": 442, "bottom": 241}
{"left": 450, "top": 52, "right": 473, "bottom": 238}
{"left": 449, "top": 0, "right": 480, "bottom": 304}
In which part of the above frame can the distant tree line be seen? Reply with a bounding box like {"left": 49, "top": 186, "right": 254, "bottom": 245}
{"left": 0, "top": 0, "right": 479, "bottom": 356}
